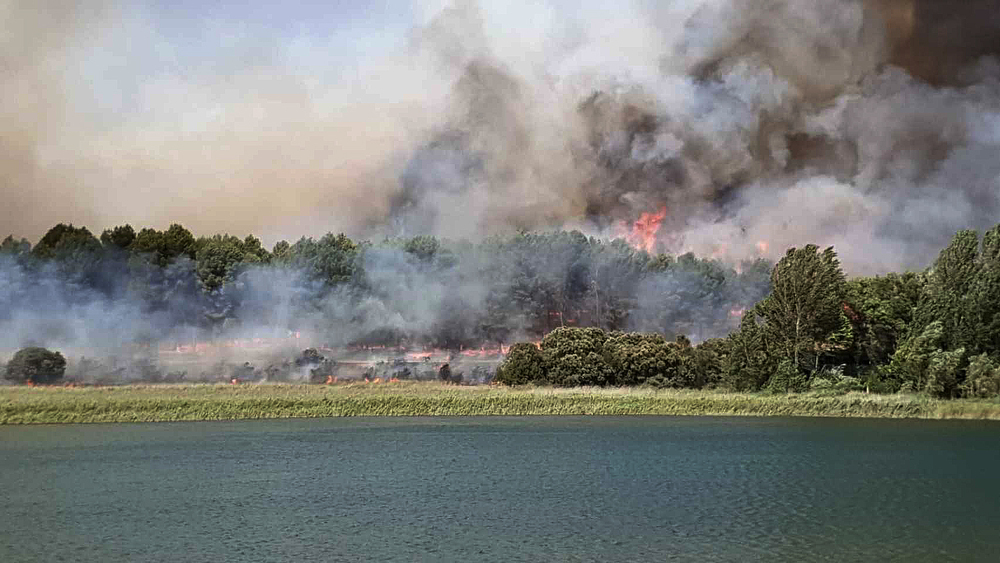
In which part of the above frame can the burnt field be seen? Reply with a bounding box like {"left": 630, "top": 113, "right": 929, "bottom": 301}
{"left": 27, "top": 343, "right": 504, "bottom": 387}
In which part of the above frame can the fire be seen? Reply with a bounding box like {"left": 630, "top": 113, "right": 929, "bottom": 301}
{"left": 755, "top": 240, "right": 769, "bottom": 255}
{"left": 626, "top": 206, "right": 667, "bottom": 253}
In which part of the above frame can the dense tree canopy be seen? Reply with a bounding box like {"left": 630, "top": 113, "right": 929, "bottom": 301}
{"left": 5, "top": 347, "right": 66, "bottom": 384}
{"left": 758, "top": 245, "right": 847, "bottom": 372}
{"left": 3, "top": 219, "right": 1000, "bottom": 398}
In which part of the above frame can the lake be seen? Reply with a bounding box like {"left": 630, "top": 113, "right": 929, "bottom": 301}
{"left": 2, "top": 416, "right": 998, "bottom": 562}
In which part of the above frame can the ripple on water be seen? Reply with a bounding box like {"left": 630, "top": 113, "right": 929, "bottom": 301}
{"left": 1, "top": 417, "right": 998, "bottom": 562}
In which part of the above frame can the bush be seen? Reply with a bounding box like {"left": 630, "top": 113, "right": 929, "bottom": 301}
{"left": 765, "top": 360, "right": 810, "bottom": 393}
{"left": 495, "top": 343, "right": 545, "bottom": 385}
{"left": 5, "top": 347, "right": 67, "bottom": 384}
{"left": 541, "top": 327, "right": 611, "bottom": 386}
{"left": 603, "top": 332, "right": 679, "bottom": 386}
{"left": 961, "top": 354, "right": 1000, "bottom": 398}
{"left": 925, "top": 347, "right": 964, "bottom": 398}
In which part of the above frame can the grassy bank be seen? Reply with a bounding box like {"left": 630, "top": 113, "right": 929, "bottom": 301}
{"left": 3, "top": 382, "right": 1000, "bottom": 424}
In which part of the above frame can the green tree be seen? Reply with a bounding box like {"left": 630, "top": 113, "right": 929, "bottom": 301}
{"left": 925, "top": 347, "right": 964, "bottom": 399}
{"left": 679, "top": 337, "right": 727, "bottom": 389}
{"left": 722, "top": 307, "right": 775, "bottom": 391}
{"left": 404, "top": 235, "right": 440, "bottom": 261}
{"left": 0, "top": 235, "right": 31, "bottom": 256}
{"left": 195, "top": 234, "right": 269, "bottom": 292}
{"left": 5, "top": 347, "right": 66, "bottom": 384}
{"left": 913, "top": 229, "right": 979, "bottom": 353}
{"left": 495, "top": 343, "right": 546, "bottom": 385}
{"left": 100, "top": 224, "right": 136, "bottom": 250}
{"left": 844, "top": 273, "right": 923, "bottom": 371}
{"left": 961, "top": 353, "right": 1000, "bottom": 398}
{"left": 890, "top": 321, "right": 946, "bottom": 392}
{"left": 28, "top": 224, "right": 105, "bottom": 294}
{"left": 602, "top": 331, "right": 680, "bottom": 386}
{"left": 757, "top": 245, "right": 846, "bottom": 374}
{"left": 31, "top": 224, "right": 102, "bottom": 260}
{"left": 968, "top": 224, "right": 1000, "bottom": 358}
{"left": 131, "top": 224, "right": 197, "bottom": 267}
{"left": 541, "top": 326, "right": 611, "bottom": 386}
{"left": 279, "top": 233, "right": 360, "bottom": 287}
{"left": 271, "top": 240, "right": 291, "bottom": 260}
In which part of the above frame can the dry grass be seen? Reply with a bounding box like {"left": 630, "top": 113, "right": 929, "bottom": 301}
{"left": 2, "top": 381, "right": 999, "bottom": 424}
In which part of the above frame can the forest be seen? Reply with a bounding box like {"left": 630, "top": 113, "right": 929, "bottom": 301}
{"left": 3, "top": 221, "right": 1000, "bottom": 398}
{"left": 498, "top": 226, "right": 1000, "bottom": 398}
{"left": 0, "top": 223, "right": 770, "bottom": 351}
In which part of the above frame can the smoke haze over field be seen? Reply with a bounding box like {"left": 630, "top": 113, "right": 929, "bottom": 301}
{"left": 2, "top": 0, "right": 1000, "bottom": 273}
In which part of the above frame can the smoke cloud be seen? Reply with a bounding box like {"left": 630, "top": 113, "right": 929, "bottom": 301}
{"left": 3, "top": 0, "right": 999, "bottom": 275}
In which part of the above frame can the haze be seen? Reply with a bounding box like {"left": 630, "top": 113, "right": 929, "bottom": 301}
{"left": 3, "top": 0, "right": 999, "bottom": 274}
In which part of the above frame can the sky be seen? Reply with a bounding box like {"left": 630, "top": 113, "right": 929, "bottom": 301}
{"left": 3, "top": 1, "right": 1000, "bottom": 274}
{"left": 3, "top": 1, "right": 429, "bottom": 243}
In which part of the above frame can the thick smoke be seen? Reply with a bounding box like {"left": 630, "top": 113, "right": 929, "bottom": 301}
{"left": 3, "top": 1, "right": 998, "bottom": 274}
{"left": 394, "top": 0, "right": 1000, "bottom": 273}
{"left": 3, "top": 0, "right": 1000, "bottom": 381}
{"left": 0, "top": 229, "right": 772, "bottom": 382}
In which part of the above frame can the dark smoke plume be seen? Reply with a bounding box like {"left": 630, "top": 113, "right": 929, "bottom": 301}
{"left": 2, "top": 1, "right": 998, "bottom": 274}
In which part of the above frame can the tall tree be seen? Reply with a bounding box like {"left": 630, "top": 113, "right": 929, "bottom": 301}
{"left": 100, "top": 225, "right": 136, "bottom": 250}
{"left": 913, "top": 229, "right": 980, "bottom": 353}
{"left": 844, "top": 272, "right": 923, "bottom": 371}
{"left": 131, "top": 224, "right": 197, "bottom": 267}
{"left": 757, "top": 245, "right": 846, "bottom": 373}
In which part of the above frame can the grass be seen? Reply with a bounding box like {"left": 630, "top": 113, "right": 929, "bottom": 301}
{"left": 2, "top": 381, "right": 1000, "bottom": 424}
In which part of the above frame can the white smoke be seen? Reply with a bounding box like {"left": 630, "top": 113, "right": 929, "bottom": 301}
{"left": 2, "top": 1, "right": 998, "bottom": 276}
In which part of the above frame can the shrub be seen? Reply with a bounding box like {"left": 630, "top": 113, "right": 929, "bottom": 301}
{"left": 765, "top": 360, "right": 810, "bottom": 393}
{"left": 961, "top": 353, "right": 1000, "bottom": 398}
{"left": 495, "top": 343, "right": 545, "bottom": 385}
{"left": 541, "top": 327, "right": 611, "bottom": 386}
{"left": 5, "top": 347, "right": 67, "bottom": 384}
{"left": 603, "top": 332, "right": 679, "bottom": 386}
{"left": 925, "top": 347, "right": 964, "bottom": 398}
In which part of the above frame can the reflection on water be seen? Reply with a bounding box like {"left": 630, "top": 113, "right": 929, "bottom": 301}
{"left": 1, "top": 417, "right": 999, "bottom": 562}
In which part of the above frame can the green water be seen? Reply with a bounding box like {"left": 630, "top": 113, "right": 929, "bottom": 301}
{"left": 1, "top": 417, "right": 998, "bottom": 562}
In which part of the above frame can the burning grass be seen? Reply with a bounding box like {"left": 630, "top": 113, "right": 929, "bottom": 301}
{"left": 2, "top": 382, "right": 1000, "bottom": 424}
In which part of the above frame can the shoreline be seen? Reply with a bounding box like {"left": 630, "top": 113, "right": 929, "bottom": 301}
{"left": 2, "top": 382, "right": 999, "bottom": 424}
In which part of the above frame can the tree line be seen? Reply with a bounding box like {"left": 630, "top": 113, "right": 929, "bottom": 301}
{"left": 0, "top": 224, "right": 770, "bottom": 351}
{"left": 497, "top": 226, "right": 1000, "bottom": 399}
{"left": 4, "top": 221, "right": 1000, "bottom": 397}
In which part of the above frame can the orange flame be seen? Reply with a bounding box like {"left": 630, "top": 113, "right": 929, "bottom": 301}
{"left": 627, "top": 206, "right": 667, "bottom": 253}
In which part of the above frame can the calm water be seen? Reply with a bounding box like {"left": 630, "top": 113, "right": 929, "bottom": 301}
{"left": 1, "top": 416, "right": 999, "bottom": 562}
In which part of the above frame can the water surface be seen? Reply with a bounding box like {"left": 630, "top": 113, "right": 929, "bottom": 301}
{"left": 2, "top": 416, "right": 998, "bottom": 562}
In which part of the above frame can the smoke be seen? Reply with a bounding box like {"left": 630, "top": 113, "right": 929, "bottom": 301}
{"left": 392, "top": 0, "right": 1000, "bottom": 273}
{"left": 0, "top": 229, "right": 773, "bottom": 382}
{"left": 2, "top": 0, "right": 999, "bottom": 275}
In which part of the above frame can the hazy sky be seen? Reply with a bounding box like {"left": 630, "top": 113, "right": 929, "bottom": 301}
{"left": 3, "top": 1, "right": 429, "bottom": 243}
{"left": 4, "top": 1, "right": 999, "bottom": 274}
